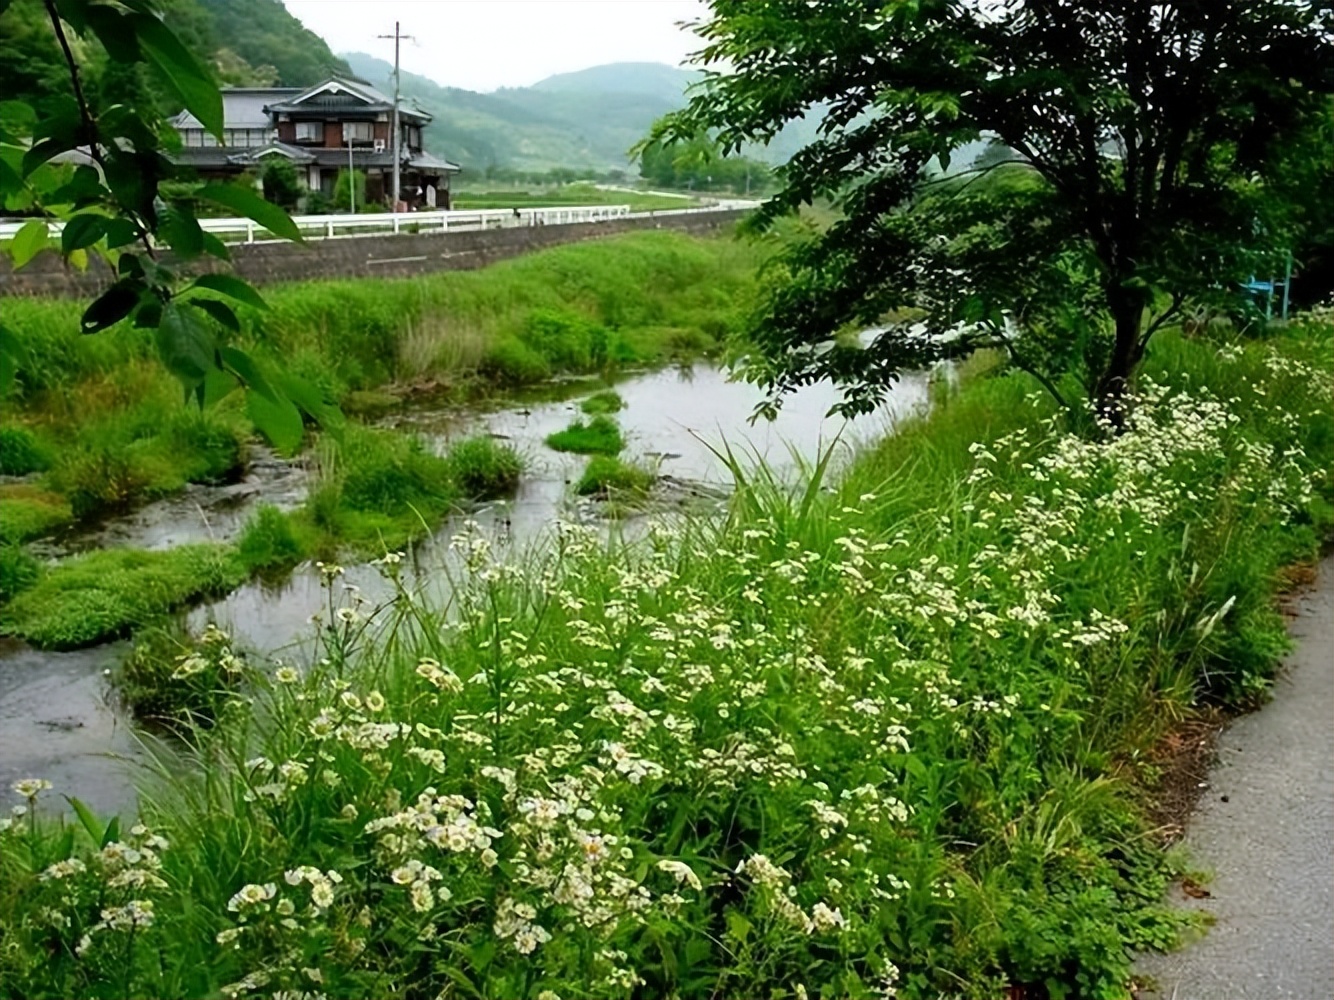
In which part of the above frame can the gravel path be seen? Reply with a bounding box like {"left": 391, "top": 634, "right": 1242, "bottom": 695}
{"left": 1136, "top": 555, "right": 1334, "bottom": 999}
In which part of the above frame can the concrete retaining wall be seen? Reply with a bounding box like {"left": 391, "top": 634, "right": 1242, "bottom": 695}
{"left": 0, "top": 209, "right": 749, "bottom": 298}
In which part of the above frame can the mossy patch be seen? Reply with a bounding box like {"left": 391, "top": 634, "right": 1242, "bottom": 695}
{"left": 579, "top": 390, "right": 624, "bottom": 415}
{"left": 0, "top": 544, "right": 248, "bottom": 649}
{"left": 0, "top": 485, "right": 74, "bottom": 544}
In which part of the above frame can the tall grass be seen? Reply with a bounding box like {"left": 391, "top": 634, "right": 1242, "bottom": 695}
{"left": 1, "top": 323, "right": 1329, "bottom": 998}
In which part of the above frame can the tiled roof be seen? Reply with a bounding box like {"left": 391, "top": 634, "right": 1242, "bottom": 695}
{"left": 171, "top": 88, "right": 302, "bottom": 130}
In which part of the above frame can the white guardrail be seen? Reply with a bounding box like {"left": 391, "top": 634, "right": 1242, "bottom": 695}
{"left": 0, "top": 205, "right": 632, "bottom": 245}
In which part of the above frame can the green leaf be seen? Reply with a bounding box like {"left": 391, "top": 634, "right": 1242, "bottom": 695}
{"left": 220, "top": 346, "right": 279, "bottom": 404}
{"left": 64, "top": 796, "right": 106, "bottom": 846}
{"left": 191, "top": 273, "right": 268, "bottom": 311}
{"left": 275, "top": 371, "right": 344, "bottom": 436}
{"left": 200, "top": 230, "right": 231, "bottom": 262}
{"left": 81, "top": 279, "right": 142, "bottom": 334}
{"left": 103, "top": 815, "right": 120, "bottom": 848}
{"left": 61, "top": 214, "right": 108, "bottom": 253}
{"left": 155, "top": 303, "right": 215, "bottom": 388}
{"left": 130, "top": 13, "right": 222, "bottom": 138}
{"left": 8, "top": 219, "right": 50, "bottom": 268}
{"left": 245, "top": 386, "right": 305, "bottom": 455}
{"left": 198, "top": 183, "right": 303, "bottom": 243}
{"left": 105, "top": 218, "right": 140, "bottom": 250}
{"left": 203, "top": 366, "right": 241, "bottom": 407}
{"left": 190, "top": 297, "right": 240, "bottom": 333}
{"left": 0, "top": 323, "right": 21, "bottom": 395}
{"left": 83, "top": 3, "right": 142, "bottom": 63}
{"left": 159, "top": 203, "right": 204, "bottom": 258}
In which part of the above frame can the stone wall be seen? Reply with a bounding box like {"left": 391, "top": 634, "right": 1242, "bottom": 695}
{"left": 0, "top": 209, "right": 749, "bottom": 298}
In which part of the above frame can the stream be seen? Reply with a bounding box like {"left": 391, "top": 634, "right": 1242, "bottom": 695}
{"left": 0, "top": 363, "right": 933, "bottom": 815}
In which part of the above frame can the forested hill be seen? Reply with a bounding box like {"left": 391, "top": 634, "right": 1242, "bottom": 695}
{"left": 0, "top": 0, "right": 348, "bottom": 115}
{"left": 341, "top": 53, "right": 703, "bottom": 173}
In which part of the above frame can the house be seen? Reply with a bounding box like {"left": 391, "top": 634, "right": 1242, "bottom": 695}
{"left": 170, "top": 77, "right": 461, "bottom": 210}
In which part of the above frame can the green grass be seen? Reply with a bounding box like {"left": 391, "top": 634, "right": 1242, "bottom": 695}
{"left": 579, "top": 389, "right": 624, "bottom": 415}
{"left": 0, "top": 325, "right": 1330, "bottom": 997}
{"left": 0, "top": 425, "right": 51, "bottom": 475}
{"left": 0, "top": 545, "right": 248, "bottom": 649}
{"left": 0, "top": 485, "right": 73, "bottom": 544}
{"left": 452, "top": 182, "right": 699, "bottom": 213}
{"left": 0, "top": 544, "right": 39, "bottom": 602}
{"left": 545, "top": 415, "right": 624, "bottom": 455}
{"left": 575, "top": 455, "right": 654, "bottom": 497}
{"left": 441, "top": 435, "right": 524, "bottom": 500}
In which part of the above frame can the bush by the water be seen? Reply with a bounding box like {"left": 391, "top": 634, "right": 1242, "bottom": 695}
{"left": 0, "top": 323, "right": 1330, "bottom": 998}
{"left": 546, "top": 415, "right": 624, "bottom": 455}
{"left": 0, "top": 544, "right": 39, "bottom": 602}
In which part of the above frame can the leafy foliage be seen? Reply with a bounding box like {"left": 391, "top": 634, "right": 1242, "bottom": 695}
{"left": 654, "top": 0, "right": 1334, "bottom": 418}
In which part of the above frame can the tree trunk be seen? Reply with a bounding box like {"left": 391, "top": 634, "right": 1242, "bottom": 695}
{"left": 1094, "top": 287, "right": 1145, "bottom": 431}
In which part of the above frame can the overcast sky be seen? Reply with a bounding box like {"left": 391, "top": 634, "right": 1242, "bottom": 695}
{"left": 282, "top": 0, "right": 709, "bottom": 92}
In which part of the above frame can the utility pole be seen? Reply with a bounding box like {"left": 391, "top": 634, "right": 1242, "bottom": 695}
{"left": 377, "top": 21, "right": 413, "bottom": 212}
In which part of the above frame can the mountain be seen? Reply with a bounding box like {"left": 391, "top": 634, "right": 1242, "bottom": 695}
{"left": 341, "top": 54, "right": 702, "bottom": 173}
{"left": 0, "top": 0, "right": 348, "bottom": 115}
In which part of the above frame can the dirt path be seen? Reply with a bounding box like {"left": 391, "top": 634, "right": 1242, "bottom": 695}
{"left": 1136, "top": 555, "right": 1334, "bottom": 999}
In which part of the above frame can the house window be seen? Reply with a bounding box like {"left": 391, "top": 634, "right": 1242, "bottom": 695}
{"left": 294, "top": 121, "right": 323, "bottom": 143}
{"left": 342, "top": 121, "right": 373, "bottom": 144}
{"left": 183, "top": 129, "right": 203, "bottom": 147}
{"left": 404, "top": 125, "right": 422, "bottom": 150}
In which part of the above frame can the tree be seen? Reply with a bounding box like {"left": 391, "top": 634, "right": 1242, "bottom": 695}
{"left": 653, "top": 0, "right": 1334, "bottom": 422}
{"left": 332, "top": 167, "right": 366, "bottom": 212}
{"left": 260, "top": 157, "right": 301, "bottom": 210}
{"left": 0, "top": 0, "right": 336, "bottom": 453}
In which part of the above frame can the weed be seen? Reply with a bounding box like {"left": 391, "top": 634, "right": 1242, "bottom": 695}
{"left": 546, "top": 415, "right": 624, "bottom": 455}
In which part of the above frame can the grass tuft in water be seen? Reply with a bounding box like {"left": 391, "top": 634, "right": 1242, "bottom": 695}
{"left": 575, "top": 455, "right": 654, "bottom": 497}
{"left": 441, "top": 436, "right": 524, "bottom": 500}
{"left": 579, "top": 390, "right": 624, "bottom": 415}
{"left": 545, "top": 415, "right": 624, "bottom": 455}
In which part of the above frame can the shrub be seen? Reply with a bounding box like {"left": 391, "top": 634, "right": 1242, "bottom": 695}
{"left": 575, "top": 455, "right": 654, "bottom": 497}
{"left": 545, "top": 415, "right": 624, "bottom": 455}
{"left": 579, "top": 390, "right": 624, "bottom": 415}
{"left": 442, "top": 436, "right": 524, "bottom": 499}
{"left": 0, "top": 425, "right": 50, "bottom": 475}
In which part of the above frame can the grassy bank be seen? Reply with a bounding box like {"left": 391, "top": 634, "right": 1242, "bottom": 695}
{"left": 452, "top": 182, "right": 699, "bottom": 213}
{"left": 0, "top": 231, "right": 759, "bottom": 630}
{"left": 1, "top": 319, "right": 1329, "bottom": 998}
{"left": 0, "top": 231, "right": 758, "bottom": 527}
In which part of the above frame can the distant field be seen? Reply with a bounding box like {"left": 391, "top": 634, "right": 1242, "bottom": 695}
{"left": 452, "top": 182, "right": 699, "bottom": 213}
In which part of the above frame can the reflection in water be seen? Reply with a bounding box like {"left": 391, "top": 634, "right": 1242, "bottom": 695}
{"left": 0, "top": 363, "right": 932, "bottom": 814}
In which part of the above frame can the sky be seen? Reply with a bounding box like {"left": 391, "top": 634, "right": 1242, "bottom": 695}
{"left": 282, "top": 0, "right": 709, "bottom": 93}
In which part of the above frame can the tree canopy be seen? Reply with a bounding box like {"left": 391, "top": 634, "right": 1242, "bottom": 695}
{"left": 655, "top": 0, "right": 1334, "bottom": 420}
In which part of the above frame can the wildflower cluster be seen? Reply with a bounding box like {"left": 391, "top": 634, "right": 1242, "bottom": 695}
{"left": 1, "top": 328, "right": 1329, "bottom": 999}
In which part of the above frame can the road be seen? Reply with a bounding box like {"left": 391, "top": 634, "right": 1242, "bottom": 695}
{"left": 1135, "top": 555, "right": 1334, "bottom": 999}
